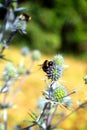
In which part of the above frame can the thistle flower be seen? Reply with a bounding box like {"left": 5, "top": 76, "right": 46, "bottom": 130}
{"left": 42, "top": 55, "right": 64, "bottom": 81}
{"left": 13, "top": 14, "right": 31, "bottom": 33}
{"left": 46, "top": 64, "right": 63, "bottom": 81}
{"left": 31, "top": 50, "right": 41, "bottom": 61}
{"left": 52, "top": 54, "right": 64, "bottom": 67}
{"left": 13, "top": 17, "right": 27, "bottom": 33}
{"left": 21, "top": 46, "right": 30, "bottom": 56}
{"left": 51, "top": 65, "right": 63, "bottom": 81}
{"left": 52, "top": 85, "right": 67, "bottom": 103}
{"left": 3, "top": 63, "right": 18, "bottom": 79}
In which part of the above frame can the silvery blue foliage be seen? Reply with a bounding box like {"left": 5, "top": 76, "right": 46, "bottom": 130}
{"left": 0, "top": 1, "right": 86, "bottom": 130}
{"left": 13, "top": 15, "right": 27, "bottom": 33}
{"left": 36, "top": 97, "right": 46, "bottom": 111}
{"left": 5, "top": 9, "right": 15, "bottom": 31}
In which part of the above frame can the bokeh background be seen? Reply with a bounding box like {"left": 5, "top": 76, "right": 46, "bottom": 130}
{"left": 15, "top": 0, "right": 87, "bottom": 56}
{"left": 0, "top": 0, "right": 87, "bottom": 130}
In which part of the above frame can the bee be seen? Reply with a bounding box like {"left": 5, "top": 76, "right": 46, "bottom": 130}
{"left": 42, "top": 60, "right": 54, "bottom": 73}
{"left": 19, "top": 13, "right": 31, "bottom": 22}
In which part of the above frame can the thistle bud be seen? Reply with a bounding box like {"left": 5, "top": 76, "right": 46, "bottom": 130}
{"left": 31, "top": 50, "right": 41, "bottom": 61}
{"left": 52, "top": 54, "right": 64, "bottom": 67}
{"left": 21, "top": 46, "right": 30, "bottom": 56}
{"left": 52, "top": 85, "right": 67, "bottom": 103}
{"left": 3, "top": 63, "right": 18, "bottom": 79}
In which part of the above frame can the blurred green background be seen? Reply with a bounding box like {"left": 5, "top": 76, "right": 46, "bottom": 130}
{"left": 18, "top": 0, "right": 87, "bottom": 56}
{"left": 0, "top": 1, "right": 87, "bottom": 130}
{"left": 0, "top": 0, "right": 87, "bottom": 57}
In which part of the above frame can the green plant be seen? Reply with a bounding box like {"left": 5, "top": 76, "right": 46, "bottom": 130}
{"left": 0, "top": 1, "right": 87, "bottom": 130}
{"left": 21, "top": 55, "right": 87, "bottom": 130}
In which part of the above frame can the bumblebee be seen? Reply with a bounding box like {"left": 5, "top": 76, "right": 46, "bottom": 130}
{"left": 19, "top": 13, "right": 31, "bottom": 22}
{"left": 42, "top": 60, "right": 54, "bottom": 74}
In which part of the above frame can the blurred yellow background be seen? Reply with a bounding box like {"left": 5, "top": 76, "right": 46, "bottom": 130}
{"left": 0, "top": 47, "right": 87, "bottom": 130}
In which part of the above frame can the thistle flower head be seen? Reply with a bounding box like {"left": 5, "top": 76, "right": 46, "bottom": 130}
{"left": 47, "top": 65, "right": 63, "bottom": 81}
{"left": 13, "top": 17, "right": 26, "bottom": 33}
{"left": 21, "top": 46, "right": 30, "bottom": 56}
{"left": 52, "top": 54, "right": 64, "bottom": 67}
{"left": 42, "top": 54, "right": 65, "bottom": 81}
{"left": 52, "top": 85, "right": 67, "bottom": 103}
{"left": 3, "top": 63, "right": 18, "bottom": 79}
{"left": 13, "top": 14, "right": 31, "bottom": 33}
{"left": 31, "top": 50, "right": 41, "bottom": 61}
